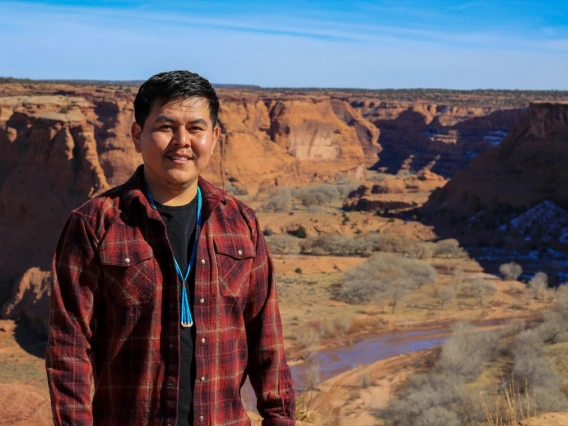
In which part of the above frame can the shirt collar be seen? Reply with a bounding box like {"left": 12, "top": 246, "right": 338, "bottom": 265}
{"left": 121, "top": 165, "right": 228, "bottom": 219}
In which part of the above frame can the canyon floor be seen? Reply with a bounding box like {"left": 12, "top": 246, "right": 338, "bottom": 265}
{"left": 0, "top": 183, "right": 560, "bottom": 425}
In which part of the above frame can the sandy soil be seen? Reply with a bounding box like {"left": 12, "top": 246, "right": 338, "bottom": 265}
{"left": 304, "top": 351, "right": 430, "bottom": 425}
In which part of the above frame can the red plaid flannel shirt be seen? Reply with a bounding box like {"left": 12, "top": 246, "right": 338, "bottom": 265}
{"left": 46, "top": 166, "right": 295, "bottom": 426}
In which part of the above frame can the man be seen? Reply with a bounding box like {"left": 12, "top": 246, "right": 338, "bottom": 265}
{"left": 46, "top": 71, "right": 296, "bottom": 426}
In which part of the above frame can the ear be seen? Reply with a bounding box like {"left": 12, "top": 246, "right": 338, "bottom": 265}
{"left": 131, "top": 122, "right": 142, "bottom": 153}
{"left": 210, "top": 125, "right": 220, "bottom": 155}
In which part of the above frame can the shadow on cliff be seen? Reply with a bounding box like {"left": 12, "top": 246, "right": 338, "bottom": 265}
{"left": 416, "top": 200, "right": 568, "bottom": 285}
{"left": 370, "top": 108, "right": 521, "bottom": 178}
{"left": 14, "top": 320, "right": 47, "bottom": 359}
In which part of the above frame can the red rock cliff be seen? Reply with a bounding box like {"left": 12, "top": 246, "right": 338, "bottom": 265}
{"left": 425, "top": 102, "right": 568, "bottom": 214}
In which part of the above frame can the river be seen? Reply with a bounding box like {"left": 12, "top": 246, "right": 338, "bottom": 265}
{"left": 241, "top": 326, "right": 450, "bottom": 409}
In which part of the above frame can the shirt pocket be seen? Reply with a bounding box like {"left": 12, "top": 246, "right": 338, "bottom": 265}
{"left": 99, "top": 245, "right": 157, "bottom": 307}
{"left": 213, "top": 237, "right": 256, "bottom": 297}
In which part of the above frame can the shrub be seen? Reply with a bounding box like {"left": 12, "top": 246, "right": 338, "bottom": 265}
{"left": 432, "top": 239, "right": 467, "bottom": 259}
{"left": 462, "top": 280, "right": 497, "bottom": 306}
{"left": 302, "top": 234, "right": 371, "bottom": 257}
{"left": 528, "top": 272, "right": 548, "bottom": 300}
{"left": 294, "top": 185, "right": 344, "bottom": 207}
{"left": 295, "top": 267, "right": 303, "bottom": 274}
{"left": 499, "top": 262, "right": 523, "bottom": 281}
{"left": 224, "top": 182, "right": 248, "bottom": 196}
{"left": 336, "top": 253, "right": 437, "bottom": 312}
{"left": 439, "top": 323, "right": 499, "bottom": 379}
{"left": 262, "top": 190, "right": 290, "bottom": 212}
{"left": 433, "top": 285, "right": 456, "bottom": 309}
{"left": 265, "top": 235, "right": 300, "bottom": 255}
{"left": 296, "top": 225, "right": 307, "bottom": 239}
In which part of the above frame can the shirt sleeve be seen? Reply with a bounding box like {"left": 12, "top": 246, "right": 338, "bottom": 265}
{"left": 46, "top": 212, "right": 101, "bottom": 426}
{"left": 246, "top": 218, "right": 296, "bottom": 426}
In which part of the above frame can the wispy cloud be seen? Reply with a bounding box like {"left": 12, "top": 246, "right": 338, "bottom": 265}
{"left": 1, "top": 0, "right": 567, "bottom": 89}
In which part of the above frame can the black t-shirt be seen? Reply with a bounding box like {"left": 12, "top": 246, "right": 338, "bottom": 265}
{"left": 155, "top": 197, "right": 198, "bottom": 426}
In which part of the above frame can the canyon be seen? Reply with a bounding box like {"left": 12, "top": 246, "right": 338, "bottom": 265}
{"left": 2, "top": 83, "right": 561, "bottom": 321}
{"left": 2, "top": 81, "right": 568, "bottom": 425}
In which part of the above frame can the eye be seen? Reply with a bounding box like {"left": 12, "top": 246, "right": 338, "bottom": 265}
{"left": 160, "top": 125, "right": 173, "bottom": 131}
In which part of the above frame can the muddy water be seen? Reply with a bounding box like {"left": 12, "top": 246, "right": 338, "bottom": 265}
{"left": 241, "top": 327, "right": 450, "bottom": 409}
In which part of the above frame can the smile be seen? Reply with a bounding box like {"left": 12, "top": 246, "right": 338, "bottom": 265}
{"left": 166, "top": 155, "right": 194, "bottom": 162}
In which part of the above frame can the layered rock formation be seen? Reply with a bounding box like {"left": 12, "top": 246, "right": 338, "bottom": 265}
{"left": 0, "top": 85, "right": 382, "bottom": 331}
{"left": 0, "top": 93, "right": 110, "bottom": 311}
{"left": 1, "top": 83, "right": 562, "bottom": 334}
{"left": 343, "top": 170, "right": 447, "bottom": 212}
{"left": 348, "top": 100, "right": 524, "bottom": 176}
{"left": 425, "top": 103, "right": 568, "bottom": 215}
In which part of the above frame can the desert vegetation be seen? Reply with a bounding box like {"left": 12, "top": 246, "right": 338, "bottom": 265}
{"left": 334, "top": 253, "right": 437, "bottom": 313}
{"left": 268, "top": 231, "right": 467, "bottom": 260}
{"left": 377, "top": 291, "right": 568, "bottom": 426}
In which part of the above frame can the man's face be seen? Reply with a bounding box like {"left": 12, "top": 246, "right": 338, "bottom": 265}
{"left": 132, "top": 96, "right": 219, "bottom": 193}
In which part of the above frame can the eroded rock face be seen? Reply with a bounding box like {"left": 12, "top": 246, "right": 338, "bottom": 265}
{"left": 212, "top": 93, "right": 380, "bottom": 193}
{"left": 350, "top": 101, "right": 524, "bottom": 176}
{"left": 425, "top": 103, "right": 568, "bottom": 214}
{"left": 0, "top": 94, "right": 110, "bottom": 310}
{"left": 1, "top": 268, "right": 51, "bottom": 337}
{"left": 0, "top": 85, "right": 381, "bottom": 331}
{"left": 0, "top": 83, "right": 552, "bottom": 333}
{"left": 343, "top": 171, "right": 447, "bottom": 212}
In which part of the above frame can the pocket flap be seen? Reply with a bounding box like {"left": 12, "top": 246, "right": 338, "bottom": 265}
{"left": 99, "top": 245, "right": 154, "bottom": 266}
{"left": 213, "top": 237, "right": 255, "bottom": 260}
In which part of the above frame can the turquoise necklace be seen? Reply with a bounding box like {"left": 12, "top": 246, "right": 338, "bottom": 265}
{"left": 147, "top": 187, "right": 202, "bottom": 328}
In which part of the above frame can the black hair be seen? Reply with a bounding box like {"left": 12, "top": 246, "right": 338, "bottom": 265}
{"left": 134, "top": 70, "right": 219, "bottom": 128}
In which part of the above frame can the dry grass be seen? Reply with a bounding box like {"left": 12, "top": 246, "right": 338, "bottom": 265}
{"left": 296, "top": 388, "right": 320, "bottom": 423}
{"left": 481, "top": 377, "right": 538, "bottom": 426}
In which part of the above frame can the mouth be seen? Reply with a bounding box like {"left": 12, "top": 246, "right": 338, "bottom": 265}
{"left": 165, "top": 153, "right": 195, "bottom": 163}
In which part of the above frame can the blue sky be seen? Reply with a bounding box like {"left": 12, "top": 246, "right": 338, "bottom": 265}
{"left": 1, "top": 0, "right": 567, "bottom": 89}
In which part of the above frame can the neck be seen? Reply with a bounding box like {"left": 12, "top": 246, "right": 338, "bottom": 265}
{"left": 144, "top": 171, "right": 198, "bottom": 207}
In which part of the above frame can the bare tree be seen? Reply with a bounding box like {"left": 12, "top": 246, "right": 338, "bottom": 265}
{"left": 337, "top": 253, "right": 437, "bottom": 313}
{"left": 452, "top": 268, "right": 463, "bottom": 293}
{"left": 529, "top": 272, "right": 548, "bottom": 300}
{"left": 463, "top": 280, "right": 497, "bottom": 306}
{"left": 499, "top": 262, "right": 523, "bottom": 281}
{"left": 265, "top": 234, "right": 300, "bottom": 255}
{"left": 432, "top": 239, "right": 467, "bottom": 259}
{"left": 433, "top": 285, "right": 456, "bottom": 310}
{"left": 262, "top": 188, "right": 291, "bottom": 212}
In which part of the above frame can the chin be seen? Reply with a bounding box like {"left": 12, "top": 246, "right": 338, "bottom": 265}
{"left": 164, "top": 170, "right": 198, "bottom": 188}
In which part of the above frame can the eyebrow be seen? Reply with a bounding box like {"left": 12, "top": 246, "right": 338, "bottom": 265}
{"left": 155, "top": 115, "right": 176, "bottom": 123}
{"left": 154, "top": 115, "right": 208, "bottom": 127}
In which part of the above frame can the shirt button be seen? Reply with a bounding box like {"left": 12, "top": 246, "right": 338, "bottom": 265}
{"left": 200, "top": 298, "right": 205, "bottom": 304}
{"left": 201, "top": 338, "right": 206, "bottom": 344}
{"left": 201, "top": 376, "right": 205, "bottom": 381}
{"left": 169, "top": 303, "right": 174, "bottom": 309}
{"left": 169, "top": 343, "right": 173, "bottom": 348}
{"left": 199, "top": 416, "right": 204, "bottom": 422}
{"left": 125, "top": 257, "right": 131, "bottom": 263}
{"left": 201, "top": 259, "right": 206, "bottom": 265}
{"left": 237, "top": 249, "right": 243, "bottom": 256}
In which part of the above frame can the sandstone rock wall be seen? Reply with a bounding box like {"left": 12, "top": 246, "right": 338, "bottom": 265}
{"left": 347, "top": 100, "right": 524, "bottom": 176}
{"left": 0, "top": 83, "right": 544, "bottom": 334}
{"left": 425, "top": 103, "right": 568, "bottom": 214}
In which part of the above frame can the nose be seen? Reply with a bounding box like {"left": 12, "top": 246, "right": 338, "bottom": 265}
{"left": 173, "top": 126, "right": 190, "bottom": 147}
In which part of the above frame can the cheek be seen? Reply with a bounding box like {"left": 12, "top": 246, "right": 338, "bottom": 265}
{"left": 142, "top": 134, "right": 168, "bottom": 154}
{"left": 193, "top": 135, "right": 213, "bottom": 155}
